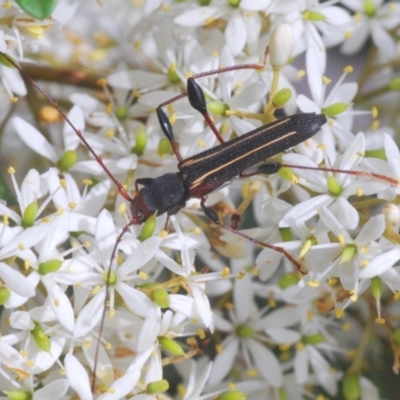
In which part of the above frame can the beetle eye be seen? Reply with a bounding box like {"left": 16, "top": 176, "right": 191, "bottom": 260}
{"left": 136, "top": 211, "right": 144, "bottom": 222}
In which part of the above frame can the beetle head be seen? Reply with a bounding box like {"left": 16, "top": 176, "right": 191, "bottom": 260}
{"left": 129, "top": 192, "right": 154, "bottom": 224}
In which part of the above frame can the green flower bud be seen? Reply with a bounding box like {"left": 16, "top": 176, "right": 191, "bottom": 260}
{"left": 364, "top": 149, "right": 387, "bottom": 161}
{"left": 0, "top": 53, "right": 17, "bottom": 68}
{"left": 57, "top": 149, "right": 78, "bottom": 172}
{"left": 273, "top": 88, "right": 292, "bottom": 107}
{"left": 388, "top": 77, "right": 400, "bottom": 91}
{"left": 167, "top": 68, "right": 181, "bottom": 85}
{"left": 343, "top": 372, "right": 360, "bottom": 400}
{"left": 364, "top": 0, "right": 376, "bottom": 17}
{"left": 304, "top": 10, "right": 325, "bottom": 21}
{"left": 115, "top": 105, "right": 128, "bottom": 120}
{"left": 393, "top": 328, "right": 400, "bottom": 346}
{"left": 301, "top": 333, "right": 324, "bottom": 345}
{"left": 138, "top": 214, "right": 156, "bottom": 242}
{"left": 280, "top": 227, "right": 294, "bottom": 242}
{"left": 159, "top": 336, "right": 184, "bottom": 355}
{"left": 31, "top": 322, "right": 51, "bottom": 352}
{"left": 158, "top": 138, "right": 173, "bottom": 155}
{"left": 207, "top": 101, "right": 229, "bottom": 115}
{"left": 278, "top": 387, "right": 289, "bottom": 400}
{"left": 340, "top": 244, "right": 357, "bottom": 264}
{"left": 371, "top": 276, "right": 382, "bottom": 300}
{"left": 327, "top": 176, "right": 343, "bottom": 196}
{"left": 22, "top": 201, "right": 38, "bottom": 228}
{"left": 0, "top": 287, "right": 10, "bottom": 305}
{"left": 146, "top": 379, "right": 169, "bottom": 394}
{"left": 132, "top": 127, "right": 147, "bottom": 156}
{"left": 278, "top": 166, "right": 294, "bottom": 181}
{"left": 151, "top": 288, "right": 170, "bottom": 308}
{"left": 4, "top": 390, "right": 32, "bottom": 400}
{"left": 269, "top": 24, "right": 293, "bottom": 69}
{"left": 38, "top": 259, "right": 62, "bottom": 275}
{"left": 228, "top": 0, "right": 240, "bottom": 7}
{"left": 322, "top": 102, "right": 348, "bottom": 117}
{"left": 215, "top": 391, "right": 248, "bottom": 400}
{"left": 278, "top": 273, "right": 299, "bottom": 289}
{"left": 138, "top": 281, "right": 158, "bottom": 289}
{"left": 103, "top": 270, "right": 117, "bottom": 285}
{"left": 236, "top": 325, "right": 254, "bottom": 339}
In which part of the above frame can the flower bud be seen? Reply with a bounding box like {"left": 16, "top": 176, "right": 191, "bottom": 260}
{"left": 322, "top": 102, "right": 348, "bottom": 117}
{"left": 115, "top": 105, "right": 128, "bottom": 120}
{"left": 57, "top": 150, "right": 78, "bottom": 172}
{"left": 38, "top": 259, "right": 62, "bottom": 275}
{"left": 269, "top": 24, "right": 293, "bottom": 69}
{"left": 146, "top": 379, "right": 169, "bottom": 394}
{"left": 151, "top": 288, "right": 170, "bottom": 308}
{"left": 158, "top": 138, "right": 173, "bottom": 155}
{"left": 0, "top": 287, "right": 10, "bottom": 305}
{"left": 132, "top": 126, "right": 147, "bottom": 156}
{"left": 340, "top": 245, "right": 357, "bottom": 264}
{"left": 22, "top": 201, "right": 38, "bottom": 228}
{"left": 278, "top": 273, "right": 299, "bottom": 289}
{"left": 31, "top": 322, "right": 51, "bottom": 352}
{"left": 215, "top": 391, "right": 248, "bottom": 400}
{"left": 371, "top": 276, "right": 382, "bottom": 300}
{"left": 273, "top": 88, "right": 292, "bottom": 107}
{"left": 138, "top": 214, "right": 156, "bottom": 242}
{"left": 236, "top": 325, "right": 254, "bottom": 339}
{"left": 383, "top": 204, "right": 400, "bottom": 230}
{"left": 159, "top": 336, "right": 184, "bottom": 355}
{"left": 343, "top": 372, "right": 360, "bottom": 400}
{"left": 301, "top": 333, "right": 324, "bottom": 345}
{"left": 207, "top": 101, "right": 229, "bottom": 115}
{"left": 4, "top": 390, "right": 32, "bottom": 400}
{"left": 327, "top": 176, "right": 343, "bottom": 196}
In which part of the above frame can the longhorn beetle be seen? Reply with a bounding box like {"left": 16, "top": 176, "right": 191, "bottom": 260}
{"left": 2, "top": 52, "right": 397, "bottom": 392}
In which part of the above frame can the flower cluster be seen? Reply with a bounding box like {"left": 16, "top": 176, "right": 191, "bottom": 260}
{"left": 0, "top": 0, "right": 400, "bottom": 399}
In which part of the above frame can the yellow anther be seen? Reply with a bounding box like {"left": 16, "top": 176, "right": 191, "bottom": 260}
{"left": 342, "top": 322, "right": 351, "bottom": 331}
{"left": 343, "top": 65, "right": 353, "bottom": 74}
{"left": 338, "top": 234, "right": 345, "bottom": 246}
{"left": 221, "top": 267, "right": 230, "bottom": 278}
{"left": 42, "top": 217, "right": 51, "bottom": 223}
{"left": 350, "top": 294, "right": 358, "bottom": 302}
{"left": 169, "top": 113, "right": 177, "bottom": 125}
{"left": 211, "top": 50, "right": 219, "bottom": 57}
{"left": 361, "top": 246, "right": 368, "bottom": 254}
{"left": 297, "top": 69, "right": 306, "bottom": 78}
{"left": 197, "top": 328, "right": 205, "bottom": 339}
{"left": 133, "top": 40, "right": 141, "bottom": 49}
{"left": 18, "top": 243, "right": 24, "bottom": 250}
{"left": 371, "top": 120, "right": 380, "bottom": 130}
{"left": 105, "top": 129, "right": 115, "bottom": 138}
{"left": 299, "top": 239, "right": 312, "bottom": 258}
{"left": 237, "top": 271, "right": 245, "bottom": 280}
{"left": 60, "top": 179, "right": 67, "bottom": 189}
{"left": 360, "top": 259, "right": 369, "bottom": 267}
{"left": 225, "top": 301, "right": 234, "bottom": 309}
{"left": 344, "top": 31, "right": 352, "bottom": 40}
{"left": 215, "top": 344, "right": 223, "bottom": 354}
{"left": 296, "top": 342, "right": 305, "bottom": 350}
{"left": 204, "top": 16, "right": 215, "bottom": 25}
{"left": 354, "top": 12, "right": 361, "bottom": 22}
{"left": 3, "top": 2, "right": 11, "bottom": 9}
{"left": 139, "top": 271, "right": 148, "bottom": 280}
{"left": 322, "top": 76, "right": 331, "bottom": 85}
{"left": 228, "top": 381, "right": 237, "bottom": 390}
{"left": 246, "top": 369, "right": 258, "bottom": 377}
{"left": 375, "top": 317, "right": 385, "bottom": 324}
{"left": 394, "top": 291, "right": 400, "bottom": 300}
{"left": 356, "top": 187, "right": 363, "bottom": 197}
{"left": 7, "top": 166, "right": 15, "bottom": 174}
{"left": 252, "top": 267, "right": 258, "bottom": 276}
{"left": 84, "top": 241, "right": 91, "bottom": 248}
{"left": 24, "top": 259, "right": 30, "bottom": 270}
{"left": 105, "top": 102, "right": 113, "bottom": 114}
{"left": 307, "top": 310, "right": 314, "bottom": 321}
{"left": 11, "top": 96, "right": 18, "bottom": 104}
{"left": 54, "top": 298, "right": 60, "bottom": 307}
{"left": 108, "top": 308, "right": 115, "bottom": 318}
{"left": 82, "top": 179, "right": 93, "bottom": 185}
{"left": 84, "top": 339, "right": 92, "bottom": 347}
{"left": 307, "top": 280, "right": 320, "bottom": 287}
{"left": 91, "top": 285, "right": 101, "bottom": 295}
{"left": 68, "top": 202, "right": 77, "bottom": 210}
{"left": 2, "top": 215, "right": 9, "bottom": 226}
{"left": 39, "top": 106, "right": 60, "bottom": 123}
{"left": 371, "top": 107, "right": 378, "bottom": 118}
{"left": 26, "top": 26, "right": 45, "bottom": 39}
{"left": 327, "top": 277, "right": 338, "bottom": 286}
{"left": 279, "top": 343, "right": 291, "bottom": 351}
{"left": 118, "top": 202, "right": 126, "bottom": 215}
{"left": 105, "top": 342, "right": 112, "bottom": 349}
{"left": 317, "top": 143, "right": 327, "bottom": 150}
{"left": 159, "top": 230, "right": 168, "bottom": 238}
{"left": 56, "top": 208, "right": 64, "bottom": 216}
{"left": 96, "top": 78, "right": 107, "bottom": 87}
{"left": 335, "top": 308, "right": 344, "bottom": 318}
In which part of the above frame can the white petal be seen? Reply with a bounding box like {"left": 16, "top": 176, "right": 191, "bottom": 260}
{"left": 230, "top": 81, "right": 269, "bottom": 109}
{"left": 107, "top": 70, "right": 166, "bottom": 90}
{"left": 33, "top": 379, "right": 69, "bottom": 400}
{"left": 9, "top": 310, "right": 34, "bottom": 330}
{"left": 233, "top": 274, "right": 252, "bottom": 323}
{"left": 74, "top": 290, "right": 106, "bottom": 338}
{"left": 63, "top": 105, "right": 84, "bottom": 150}
{"left": 359, "top": 249, "right": 400, "bottom": 279}
{"left": 225, "top": 12, "right": 247, "bottom": 56}
{"left": 65, "top": 354, "right": 93, "bottom": 400}
{"left": 137, "top": 308, "right": 160, "bottom": 353}
{"left": 356, "top": 214, "right": 385, "bottom": 246}
{"left": 13, "top": 117, "right": 58, "bottom": 163}
{"left": 0, "top": 262, "right": 36, "bottom": 298}
{"left": 117, "top": 282, "right": 154, "bottom": 318}
{"left": 265, "top": 327, "right": 300, "bottom": 344}
{"left": 95, "top": 209, "right": 115, "bottom": 265}
{"left": 174, "top": 6, "right": 222, "bottom": 27}
{"left": 42, "top": 277, "right": 75, "bottom": 332}
{"left": 208, "top": 337, "right": 239, "bottom": 384}
{"left": 97, "top": 370, "right": 140, "bottom": 400}
{"left": 294, "top": 347, "right": 308, "bottom": 383}
{"left": 247, "top": 338, "right": 283, "bottom": 386}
